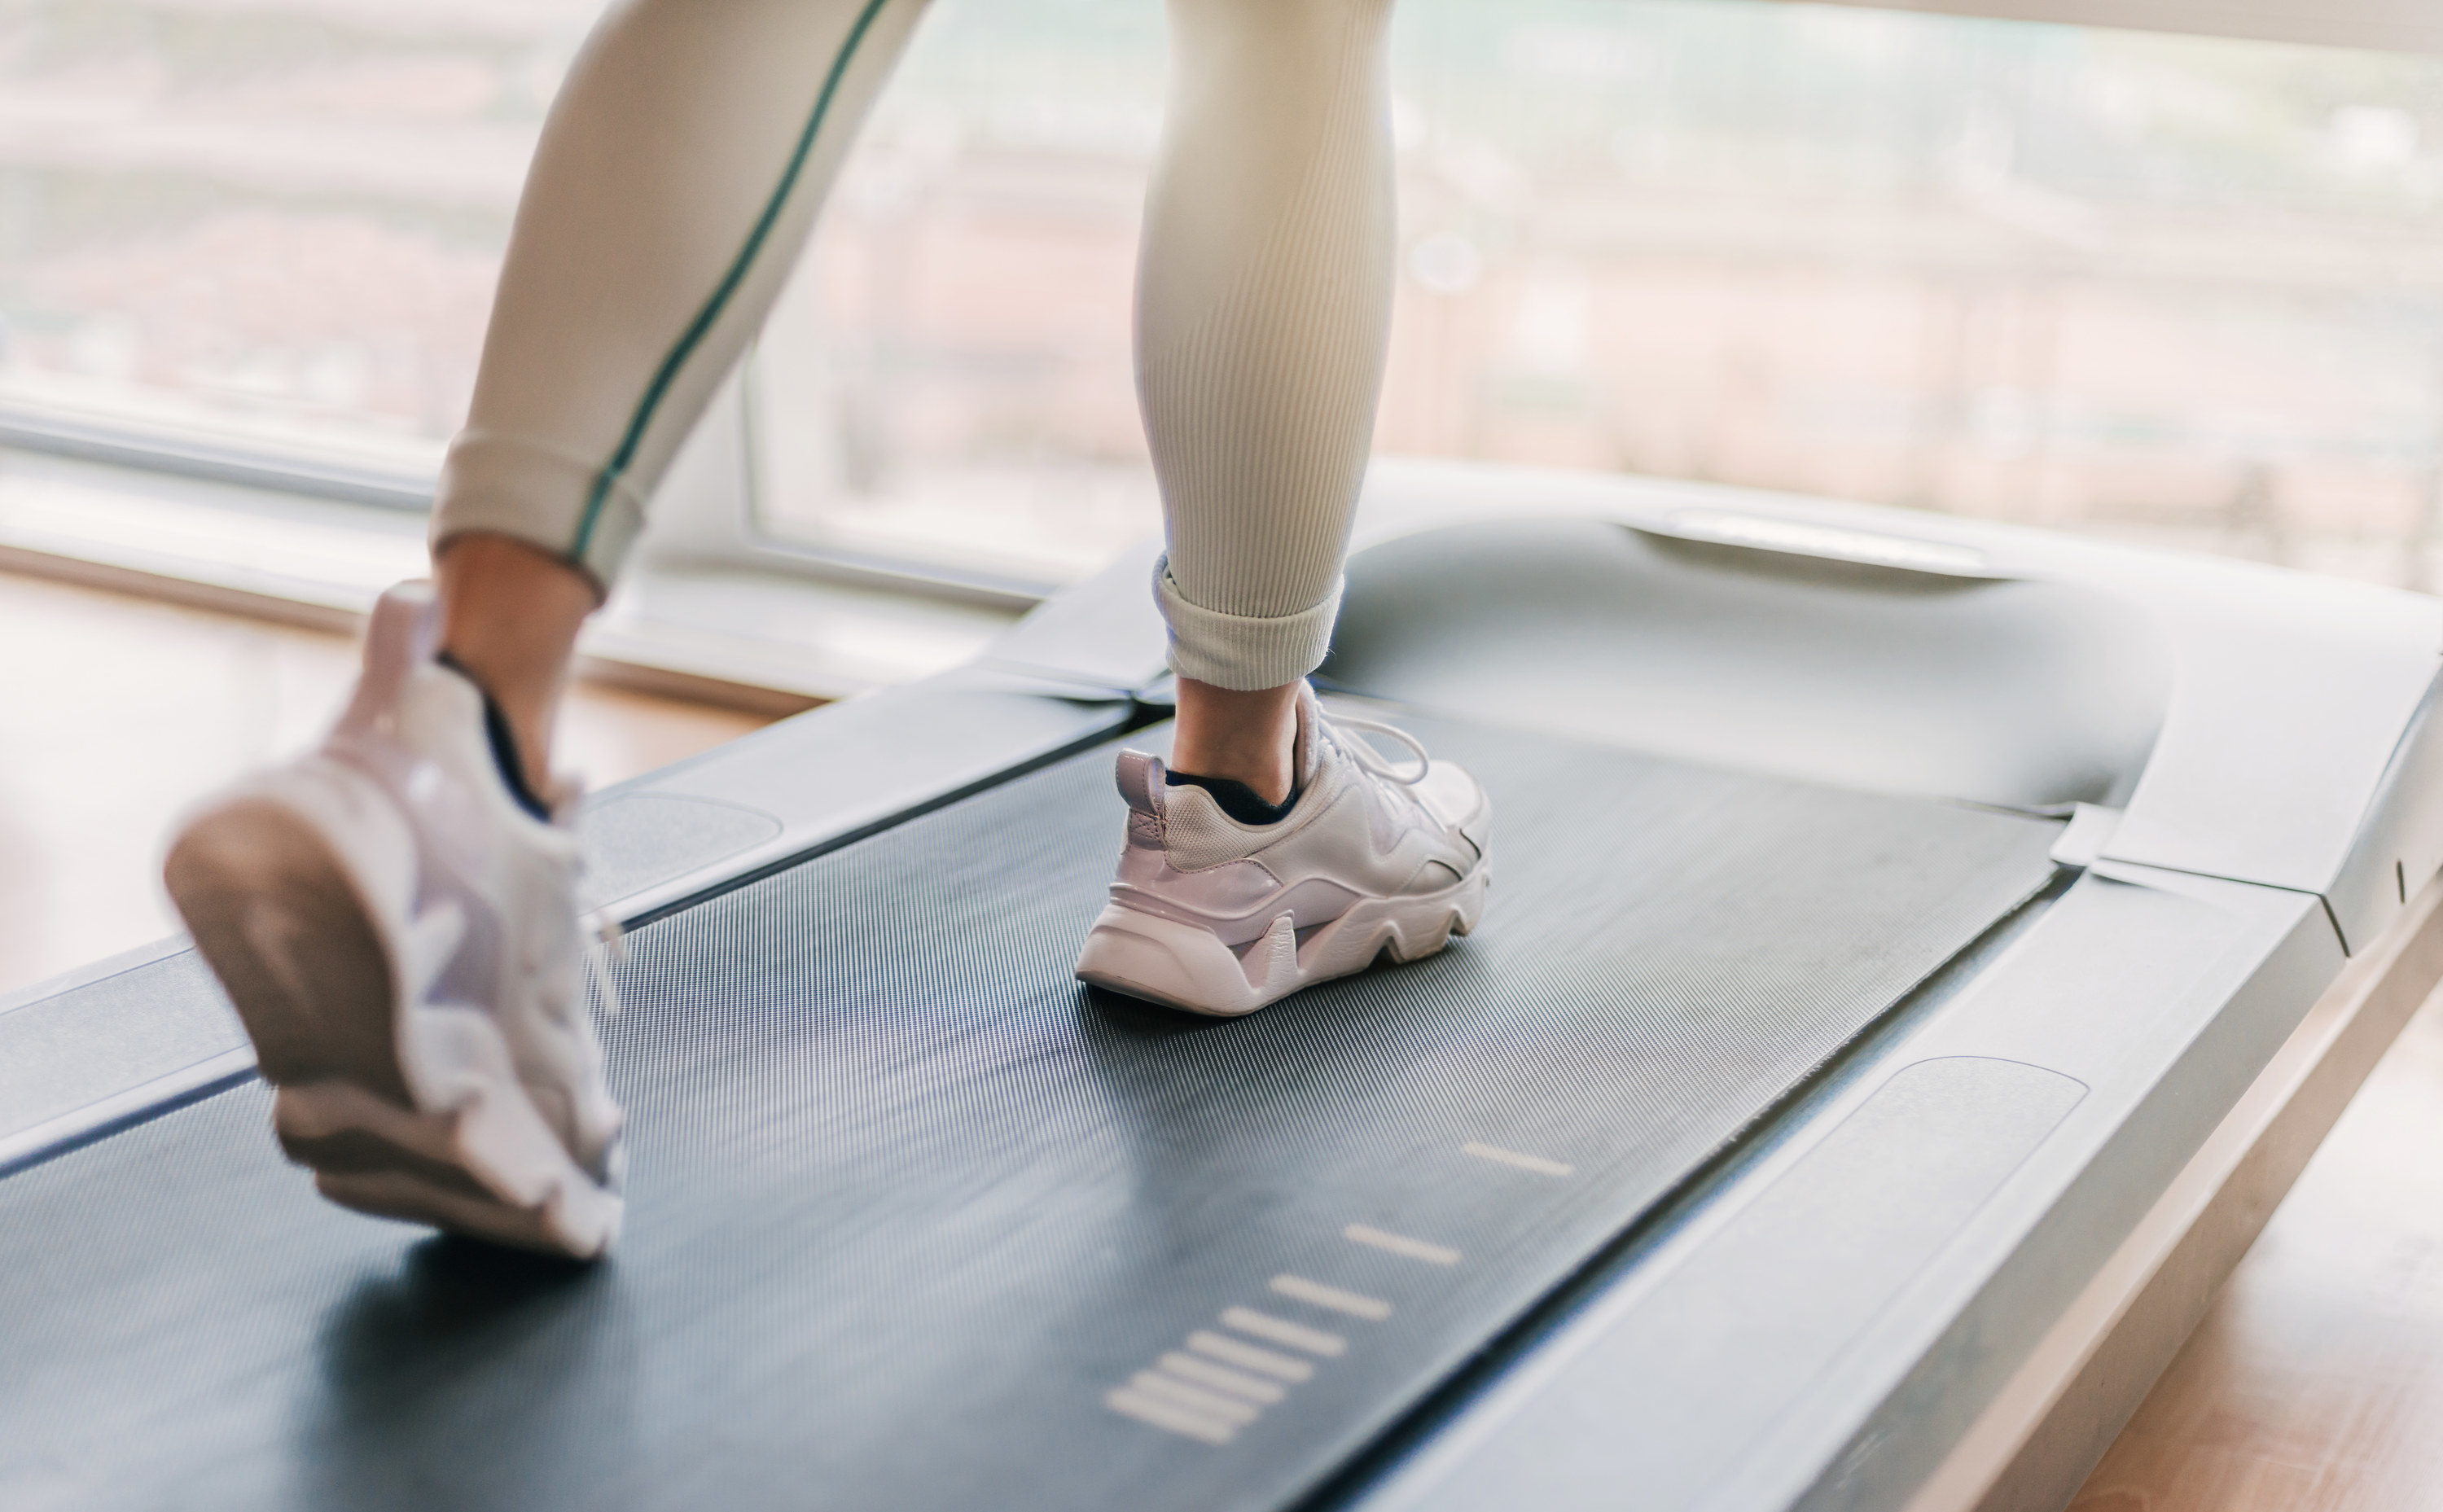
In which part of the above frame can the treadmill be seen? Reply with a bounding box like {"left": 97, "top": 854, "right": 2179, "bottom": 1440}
{"left": 6, "top": 460, "right": 2442, "bottom": 1512}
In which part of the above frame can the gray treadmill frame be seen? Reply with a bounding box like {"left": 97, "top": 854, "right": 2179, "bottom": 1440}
{"left": 5, "top": 461, "right": 2440, "bottom": 1512}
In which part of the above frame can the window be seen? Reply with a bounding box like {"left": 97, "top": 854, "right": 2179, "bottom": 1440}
{"left": 0, "top": 1, "right": 603, "bottom": 473}
{"left": 9, "top": 0, "right": 2443, "bottom": 596}
{"left": 757, "top": 0, "right": 2443, "bottom": 591}
{"left": 748, "top": 0, "right": 1167, "bottom": 592}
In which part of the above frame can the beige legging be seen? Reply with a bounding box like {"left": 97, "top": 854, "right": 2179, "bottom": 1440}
{"left": 432, "top": 0, "right": 1395, "bottom": 692}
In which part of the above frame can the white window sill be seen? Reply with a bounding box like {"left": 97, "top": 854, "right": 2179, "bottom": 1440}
{"left": 0, "top": 447, "right": 1024, "bottom": 712}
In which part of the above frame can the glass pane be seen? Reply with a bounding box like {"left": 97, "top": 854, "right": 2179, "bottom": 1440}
{"left": 750, "top": 0, "right": 1166, "bottom": 588}
{"left": 755, "top": 0, "right": 2443, "bottom": 592}
{"left": 0, "top": 0, "right": 607, "bottom": 475}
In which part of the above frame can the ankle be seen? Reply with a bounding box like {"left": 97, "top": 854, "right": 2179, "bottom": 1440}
{"left": 433, "top": 532, "right": 596, "bottom": 788}
{"left": 1170, "top": 677, "right": 1300, "bottom": 804}
{"left": 435, "top": 651, "right": 556, "bottom": 820}
{"left": 434, "top": 648, "right": 560, "bottom": 796}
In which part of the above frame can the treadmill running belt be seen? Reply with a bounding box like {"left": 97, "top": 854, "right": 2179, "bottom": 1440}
{"left": 0, "top": 712, "right": 2059, "bottom": 1512}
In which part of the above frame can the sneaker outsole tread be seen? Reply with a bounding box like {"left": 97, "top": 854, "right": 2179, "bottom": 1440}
{"left": 166, "top": 789, "right": 620, "bottom": 1260}
{"left": 1076, "top": 866, "right": 1488, "bottom": 1016}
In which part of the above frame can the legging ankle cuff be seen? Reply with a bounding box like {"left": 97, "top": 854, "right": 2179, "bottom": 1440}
{"left": 1155, "top": 554, "right": 1341, "bottom": 690}
{"left": 431, "top": 431, "right": 646, "bottom": 588}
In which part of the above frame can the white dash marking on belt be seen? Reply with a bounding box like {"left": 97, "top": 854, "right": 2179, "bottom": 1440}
{"left": 1160, "top": 1352, "right": 1287, "bottom": 1404}
{"left": 1270, "top": 1273, "right": 1393, "bottom": 1321}
{"left": 1106, "top": 1387, "right": 1236, "bottom": 1444}
{"left": 1462, "top": 1141, "right": 1574, "bottom": 1177}
{"left": 1222, "top": 1305, "right": 1347, "bottom": 1356}
{"left": 1131, "top": 1370, "right": 1260, "bottom": 1425}
{"left": 1343, "top": 1224, "right": 1461, "bottom": 1266}
{"left": 1188, "top": 1329, "right": 1316, "bottom": 1381}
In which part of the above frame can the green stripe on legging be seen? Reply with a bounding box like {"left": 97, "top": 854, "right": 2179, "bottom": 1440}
{"left": 568, "top": 0, "right": 897, "bottom": 562}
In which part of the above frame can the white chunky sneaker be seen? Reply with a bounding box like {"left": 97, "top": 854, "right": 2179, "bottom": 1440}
{"left": 1074, "top": 686, "right": 1490, "bottom": 1016}
{"left": 164, "top": 581, "right": 623, "bottom": 1259}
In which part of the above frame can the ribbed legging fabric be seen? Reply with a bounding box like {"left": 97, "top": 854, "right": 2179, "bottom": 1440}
{"left": 430, "top": 0, "right": 1396, "bottom": 691}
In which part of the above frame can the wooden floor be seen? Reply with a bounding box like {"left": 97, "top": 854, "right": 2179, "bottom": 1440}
{"left": 8, "top": 567, "right": 2443, "bottom": 1510}
{"left": 0, "top": 568, "right": 770, "bottom": 1001}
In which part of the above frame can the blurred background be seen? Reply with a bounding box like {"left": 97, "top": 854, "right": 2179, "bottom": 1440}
{"left": 5, "top": 0, "right": 2443, "bottom": 591}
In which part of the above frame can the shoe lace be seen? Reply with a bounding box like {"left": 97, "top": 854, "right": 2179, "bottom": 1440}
{"left": 581, "top": 907, "right": 627, "bottom": 1020}
{"left": 1324, "top": 712, "right": 1432, "bottom": 787}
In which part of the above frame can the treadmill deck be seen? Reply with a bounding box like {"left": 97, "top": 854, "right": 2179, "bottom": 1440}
{"left": 0, "top": 712, "right": 2059, "bottom": 1511}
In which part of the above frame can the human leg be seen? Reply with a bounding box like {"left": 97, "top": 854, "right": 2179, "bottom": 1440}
{"left": 435, "top": 0, "right": 932, "bottom": 785}
{"left": 1077, "top": 0, "right": 1493, "bottom": 1015}
{"left": 167, "top": 0, "right": 932, "bottom": 1256}
{"left": 1137, "top": 0, "right": 1399, "bottom": 801}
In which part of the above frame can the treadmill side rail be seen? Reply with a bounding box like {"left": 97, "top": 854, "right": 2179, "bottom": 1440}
{"left": 2323, "top": 668, "right": 2443, "bottom": 953}
{"left": 0, "top": 670, "right": 1135, "bottom": 1177}
{"left": 581, "top": 665, "right": 1136, "bottom": 923}
{"left": 1912, "top": 866, "right": 2443, "bottom": 1512}
{"left": 0, "top": 940, "right": 248, "bottom": 1177}
{"left": 1349, "top": 866, "right": 2340, "bottom": 1512}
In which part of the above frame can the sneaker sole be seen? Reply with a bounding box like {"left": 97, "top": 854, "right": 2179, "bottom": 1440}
{"left": 165, "top": 785, "right": 621, "bottom": 1260}
{"left": 1073, "top": 866, "right": 1489, "bottom": 1017}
